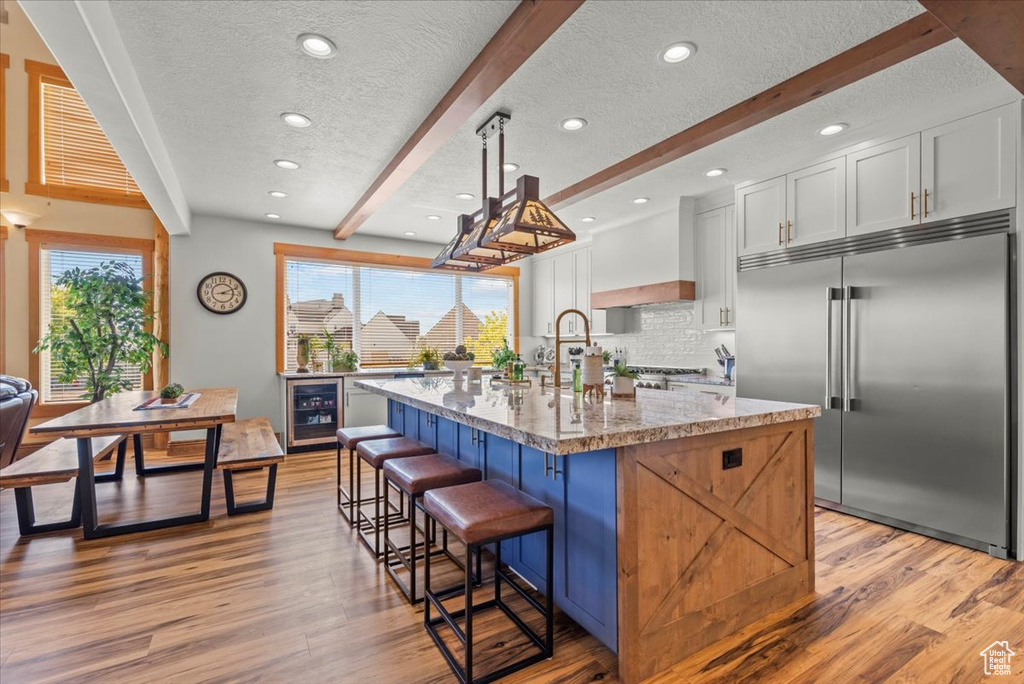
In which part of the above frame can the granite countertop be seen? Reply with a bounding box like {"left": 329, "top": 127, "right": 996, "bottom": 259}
{"left": 278, "top": 368, "right": 499, "bottom": 380}
{"left": 355, "top": 378, "right": 818, "bottom": 454}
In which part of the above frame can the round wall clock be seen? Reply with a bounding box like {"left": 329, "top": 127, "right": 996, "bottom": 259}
{"left": 197, "top": 272, "right": 247, "bottom": 314}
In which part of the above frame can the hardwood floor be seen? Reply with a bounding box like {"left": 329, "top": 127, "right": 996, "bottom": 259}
{"left": 0, "top": 449, "right": 1020, "bottom": 683}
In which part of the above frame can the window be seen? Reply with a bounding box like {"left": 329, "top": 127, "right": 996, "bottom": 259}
{"left": 27, "top": 230, "right": 155, "bottom": 407}
{"left": 25, "top": 59, "right": 148, "bottom": 209}
{"left": 1, "top": 53, "right": 9, "bottom": 193}
{"left": 276, "top": 244, "right": 518, "bottom": 371}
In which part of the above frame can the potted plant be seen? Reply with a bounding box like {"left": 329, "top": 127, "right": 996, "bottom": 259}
{"left": 612, "top": 363, "right": 638, "bottom": 395}
{"left": 334, "top": 349, "right": 359, "bottom": 373}
{"left": 491, "top": 339, "right": 516, "bottom": 377}
{"left": 309, "top": 337, "right": 325, "bottom": 372}
{"left": 411, "top": 346, "right": 442, "bottom": 371}
{"left": 602, "top": 350, "right": 612, "bottom": 365}
{"left": 159, "top": 383, "right": 184, "bottom": 404}
{"left": 443, "top": 345, "right": 475, "bottom": 379}
{"left": 296, "top": 334, "right": 311, "bottom": 373}
{"left": 321, "top": 329, "right": 339, "bottom": 371}
{"left": 34, "top": 261, "right": 167, "bottom": 402}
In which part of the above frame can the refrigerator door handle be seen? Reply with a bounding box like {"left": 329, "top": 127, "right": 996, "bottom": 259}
{"left": 825, "top": 287, "right": 840, "bottom": 409}
{"left": 843, "top": 285, "right": 854, "bottom": 412}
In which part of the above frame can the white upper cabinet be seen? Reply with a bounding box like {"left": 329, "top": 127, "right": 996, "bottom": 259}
{"left": 786, "top": 158, "right": 846, "bottom": 247}
{"left": 846, "top": 133, "right": 921, "bottom": 236}
{"left": 532, "top": 256, "right": 554, "bottom": 337}
{"left": 696, "top": 205, "right": 737, "bottom": 330}
{"left": 553, "top": 251, "right": 575, "bottom": 335}
{"left": 737, "top": 175, "right": 786, "bottom": 256}
{"left": 921, "top": 103, "right": 1017, "bottom": 221}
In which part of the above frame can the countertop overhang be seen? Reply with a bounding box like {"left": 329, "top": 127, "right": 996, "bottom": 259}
{"left": 356, "top": 378, "right": 819, "bottom": 454}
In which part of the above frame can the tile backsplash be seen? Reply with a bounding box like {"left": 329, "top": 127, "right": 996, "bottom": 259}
{"left": 603, "top": 301, "right": 735, "bottom": 377}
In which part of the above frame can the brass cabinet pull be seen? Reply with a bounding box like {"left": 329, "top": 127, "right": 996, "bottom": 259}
{"left": 923, "top": 188, "right": 929, "bottom": 218}
{"left": 787, "top": 220, "right": 793, "bottom": 244}
{"left": 725, "top": 307, "right": 730, "bottom": 326}
{"left": 910, "top": 191, "right": 915, "bottom": 220}
{"left": 778, "top": 222, "right": 783, "bottom": 245}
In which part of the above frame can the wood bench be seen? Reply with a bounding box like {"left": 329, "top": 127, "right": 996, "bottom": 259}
{"left": 217, "top": 418, "right": 284, "bottom": 516}
{"left": 0, "top": 435, "right": 127, "bottom": 535}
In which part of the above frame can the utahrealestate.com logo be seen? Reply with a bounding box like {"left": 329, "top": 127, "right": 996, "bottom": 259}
{"left": 979, "top": 641, "right": 1015, "bottom": 676}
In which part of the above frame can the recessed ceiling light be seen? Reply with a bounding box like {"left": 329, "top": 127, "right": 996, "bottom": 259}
{"left": 280, "top": 112, "right": 312, "bottom": 128}
{"left": 404, "top": 231, "right": 417, "bottom": 237}
{"left": 560, "top": 117, "right": 587, "bottom": 131}
{"left": 297, "top": 33, "right": 336, "bottom": 59}
{"left": 705, "top": 168, "right": 727, "bottom": 177}
{"left": 268, "top": 190, "right": 288, "bottom": 198}
{"left": 454, "top": 192, "right": 474, "bottom": 200}
{"left": 502, "top": 163, "right": 519, "bottom": 172}
{"left": 632, "top": 197, "right": 650, "bottom": 205}
{"left": 274, "top": 159, "right": 300, "bottom": 170}
{"left": 426, "top": 215, "right": 441, "bottom": 221}
{"left": 819, "top": 123, "right": 848, "bottom": 136}
{"left": 265, "top": 213, "right": 280, "bottom": 219}
{"left": 581, "top": 217, "right": 596, "bottom": 223}
{"left": 661, "top": 42, "right": 696, "bottom": 63}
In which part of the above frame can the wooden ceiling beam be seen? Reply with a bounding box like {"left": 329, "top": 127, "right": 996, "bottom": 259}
{"left": 543, "top": 12, "right": 955, "bottom": 210}
{"left": 919, "top": 0, "right": 1024, "bottom": 95}
{"left": 334, "top": 0, "right": 584, "bottom": 239}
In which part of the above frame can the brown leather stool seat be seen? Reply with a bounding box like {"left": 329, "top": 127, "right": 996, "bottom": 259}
{"left": 337, "top": 425, "right": 401, "bottom": 450}
{"left": 335, "top": 425, "right": 403, "bottom": 527}
{"left": 354, "top": 436, "right": 435, "bottom": 559}
{"left": 357, "top": 437, "right": 433, "bottom": 468}
{"left": 423, "top": 479, "right": 555, "bottom": 683}
{"left": 382, "top": 453, "right": 482, "bottom": 604}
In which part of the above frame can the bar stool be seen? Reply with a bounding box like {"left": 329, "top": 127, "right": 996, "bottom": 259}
{"left": 355, "top": 436, "right": 434, "bottom": 558}
{"left": 336, "top": 425, "right": 401, "bottom": 526}
{"left": 423, "top": 480, "right": 554, "bottom": 684}
{"left": 382, "top": 453, "right": 482, "bottom": 604}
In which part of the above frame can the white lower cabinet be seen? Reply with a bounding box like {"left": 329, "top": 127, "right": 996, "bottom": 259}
{"left": 343, "top": 382, "right": 387, "bottom": 427}
{"left": 921, "top": 102, "right": 1017, "bottom": 221}
{"left": 696, "top": 204, "right": 736, "bottom": 329}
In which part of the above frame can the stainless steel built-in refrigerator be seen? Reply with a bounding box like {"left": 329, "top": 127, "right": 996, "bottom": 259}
{"left": 738, "top": 211, "right": 1015, "bottom": 558}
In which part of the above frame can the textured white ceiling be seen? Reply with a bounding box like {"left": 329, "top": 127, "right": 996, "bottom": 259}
{"left": 107, "top": 0, "right": 1003, "bottom": 244}
{"left": 108, "top": 0, "right": 518, "bottom": 227}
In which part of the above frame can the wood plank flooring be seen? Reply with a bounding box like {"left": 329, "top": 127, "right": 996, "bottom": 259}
{"left": 0, "top": 449, "right": 1020, "bottom": 683}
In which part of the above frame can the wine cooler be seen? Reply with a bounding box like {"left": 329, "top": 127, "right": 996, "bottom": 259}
{"left": 286, "top": 378, "right": 344, "bottom": 451}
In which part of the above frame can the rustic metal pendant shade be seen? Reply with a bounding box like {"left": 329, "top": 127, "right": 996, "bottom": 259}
{"left": 431, "top": 215, "right": 483, "bottom": 272}
{"left": 483, "top": 175, "right": 575, "bottom": 255}
{"left": 432, "top": 109, "right": 573, "bottom": 270}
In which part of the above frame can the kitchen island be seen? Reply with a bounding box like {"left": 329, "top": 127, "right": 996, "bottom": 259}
{"left": 356, "top": 377, "right": 820, "bottom": 683}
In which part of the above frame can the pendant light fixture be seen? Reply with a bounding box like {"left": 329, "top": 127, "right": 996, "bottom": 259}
{"left": 433, "top": 110, "right": 574, "bottom": 270}
{"left": 430, "top": 214, "right": 483, "bottom": 272}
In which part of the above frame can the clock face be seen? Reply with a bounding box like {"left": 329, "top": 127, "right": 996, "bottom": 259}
{"left": 197, "top": 272, "right": 247, "bottom": 314}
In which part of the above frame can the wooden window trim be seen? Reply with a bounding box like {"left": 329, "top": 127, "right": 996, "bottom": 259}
{"left": 24, "top": 59, "right": 150, "bottom": 210}
{"left": 27, "top": 229, "right": 156, "bottom": 415}
{"left": 273, "top": 242, "right": 520, "bottom": 373}
{"left": 1, "top": 53, "right": 9, "bottom": 193}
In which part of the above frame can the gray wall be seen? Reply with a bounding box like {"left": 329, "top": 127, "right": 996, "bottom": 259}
{"left": 169, "top": 214, "right": 533, "bottom": 436}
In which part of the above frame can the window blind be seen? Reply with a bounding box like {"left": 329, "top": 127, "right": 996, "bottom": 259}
{"left": 41, "top": 80, "right": 142, "bottom": 197}
{"left": 40, "top": 248, "right": 145, "bottom": 402}
{"left": 283, "top": 259, "right": 514, "bottom": 370}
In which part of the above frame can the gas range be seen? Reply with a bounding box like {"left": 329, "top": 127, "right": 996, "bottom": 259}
{"left": 628, "top": 366, "right": 705, "bottom": 390}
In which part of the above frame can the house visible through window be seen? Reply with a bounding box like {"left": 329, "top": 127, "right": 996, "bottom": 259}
{"left": 25, "top": 59, "right": 147, "bottom": 209}
{"left": 39, "top": 248, "right": 146, "bottom": 402}
{"left": 283, "top": 259, "right": 514, "bottom": 370}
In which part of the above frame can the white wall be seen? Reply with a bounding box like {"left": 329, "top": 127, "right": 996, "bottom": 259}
{"left": 169, "top": 214, "right": 531, "bottom": 436}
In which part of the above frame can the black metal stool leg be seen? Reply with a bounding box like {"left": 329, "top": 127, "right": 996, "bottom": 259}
{"left": 465, "top": 540, "right": 474, "bottom": 684}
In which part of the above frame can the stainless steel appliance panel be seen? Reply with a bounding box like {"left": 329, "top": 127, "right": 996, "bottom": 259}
{"left": 841, "top": 234, "right": 1008, "bottom": 546}
{"left": 737, "top": 258, "right": 844, "bottom": 502}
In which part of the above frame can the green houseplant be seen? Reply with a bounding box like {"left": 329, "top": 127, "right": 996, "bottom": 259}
{"left": 612, "top": 363, "right": 638, "bottom": 395}
{"left": 34, "top": 261, "right": 166, "bottom": 403}
{"left": 491, "top": 339, "right": 516, "bottom": 376}
{"left": 334, "top": 349, "right": 359, "bottom": 373}
{"left": 410, "top": 346, "right": 442, "bottom": 370}
{"left": 159, "top": 382, "right": 184, "bottom": 404}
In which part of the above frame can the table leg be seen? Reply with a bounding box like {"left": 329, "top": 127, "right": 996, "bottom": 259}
{"left": 94, "top": 438, "right": 127, "bottom": 483}
{"left": 133, "top": 432, "right": 207, "bottom": 476}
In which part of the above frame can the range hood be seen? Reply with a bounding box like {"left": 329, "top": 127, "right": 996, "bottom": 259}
{"left": 591, "top": 280, "right": 696, "bottom": 309}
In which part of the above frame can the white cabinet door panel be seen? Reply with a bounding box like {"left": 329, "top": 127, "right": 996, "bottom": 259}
{"left": 787, "top": 158, "right": 846, "bottom": 247}
{"left": 723, "top": 204, "right": 736, "bottom": 328}
{"left": 553, "top": 252, "right": 575, "bottom": 335}
{"left": 344, "top": 389, "right": 387, "bottom": 428}
{"left": 532, "top": 257, "right": 554, "bottom": 336}
{"left": 696, "top": 207, "right": 726, "bottom": 329}
{"left": 737, "top": 176, "right": 786, "bottom": 256}
{"left": 847, "top": 134, "right": 920, "bottom": 236}
{"left": 922, "top": 103, "right": 1017, "bottom": 221}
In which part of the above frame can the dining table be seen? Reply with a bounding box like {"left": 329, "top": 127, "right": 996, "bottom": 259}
{"left": 30, "top": 387, "right": 238, "bottom": 539}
